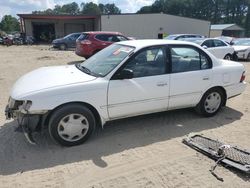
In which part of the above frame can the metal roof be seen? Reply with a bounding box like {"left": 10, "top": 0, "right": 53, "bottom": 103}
{"left": 17, "top": 14, "right": 99, "bottom": 20}
{"left": 211, "top": 24, "right": 244, "bottom": 31}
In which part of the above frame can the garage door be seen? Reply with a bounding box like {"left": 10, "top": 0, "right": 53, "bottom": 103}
{"left": 64, "top": 24, "right": 85, "bottom": 35}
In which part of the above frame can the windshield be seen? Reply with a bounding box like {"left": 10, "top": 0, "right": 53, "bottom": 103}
{"left": 77, "top": 44, "right": 135, "bottom": 77}
{"left": 233, "top": 39, "right": 250, "bottom": 46}
{"left": 181, "top": 38, "right": 204, "bottom": 45}
{"left": 63, "top": 34, "right": 72, "bottom": 39}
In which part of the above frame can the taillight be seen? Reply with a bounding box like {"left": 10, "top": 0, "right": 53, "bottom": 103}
{"left": 80, "top": 40, "right": 92, "bottom": 45}
{"left": 240, "top": 71, "right": 245, "bottom": 82}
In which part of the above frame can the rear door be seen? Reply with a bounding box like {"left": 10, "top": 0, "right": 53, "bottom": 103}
{"left": 94, "top": 34, "right": 113, "bottom": 50}
{"left": 108, "top": 46, "right": 170, "bottom": 119}
{"left": 204, "top": 39, "right": 230, "bottom": 59}
{"left": 169, "top": 45, "right": 213, "bottom": 109}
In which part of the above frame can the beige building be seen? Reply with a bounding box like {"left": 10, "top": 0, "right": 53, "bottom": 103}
{"left": 18, "top": 13, "right": 210, "bottom": 42}
{"left": 101, "top": 13, "right": 210, "bottom": 39}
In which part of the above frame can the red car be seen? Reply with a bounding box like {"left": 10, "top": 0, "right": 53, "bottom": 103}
{"left": 75, "top": 31, "right": 129, "bottom": 58}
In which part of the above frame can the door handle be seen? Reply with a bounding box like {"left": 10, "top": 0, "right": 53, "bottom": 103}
{"left": 157, "top": 82, "right": 168, "bottom": 86}
{"left": 203, "top": 77, "right": 210, "bottom": 80}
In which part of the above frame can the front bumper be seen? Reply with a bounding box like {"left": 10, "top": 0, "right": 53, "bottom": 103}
{"left": 52, "top": 43, "right": 60, "bottom": 48}
{"left": 5, "top": 105, "right": 44, "bottom": 144}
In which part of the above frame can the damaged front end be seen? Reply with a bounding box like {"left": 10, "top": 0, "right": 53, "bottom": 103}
{"left": 5, "top": 97, "right": 48, "bottom": 144}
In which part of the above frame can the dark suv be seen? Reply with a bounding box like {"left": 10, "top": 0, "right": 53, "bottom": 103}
{"left": 52, "top": 33, "right": 81, "bottom": 50}
{"left": 75, "top": 31, "right": 129, "bottom": 58}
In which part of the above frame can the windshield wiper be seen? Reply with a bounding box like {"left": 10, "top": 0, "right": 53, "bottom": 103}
{"left": 76, "top": 64, "right": 99, "bottom": 77}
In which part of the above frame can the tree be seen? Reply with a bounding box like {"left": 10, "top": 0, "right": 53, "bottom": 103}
{"left": 60, "top": 2, "right": 80, "bottom": 14}
{"left": 137, "top": 6, "right": 152, "bottom": 13}
{"left": 245, "top": 1, "right": 250, "bottom": 37}
{"left": 0, "top": 15, "right": 20, "bottom": 32}
{"left": 81, "top": 2, "right": 101, "bottom": 15}
{"left": 99, "top": 3, "right": 121, "bottom": 14}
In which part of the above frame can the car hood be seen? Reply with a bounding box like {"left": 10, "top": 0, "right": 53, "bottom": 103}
{"left": 233, "top": 45, "right": 249, "bottom": 52}
{"left": 11, "top": 65, "right": 96, "bottom": 99}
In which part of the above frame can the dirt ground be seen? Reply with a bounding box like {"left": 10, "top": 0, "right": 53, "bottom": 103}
{"left": 0, "top": 45, "right": 249, "bottom": 188}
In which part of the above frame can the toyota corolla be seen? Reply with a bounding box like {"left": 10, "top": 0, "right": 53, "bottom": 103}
{"left": 5, "top": 40, "right": 246, "bottom": 146}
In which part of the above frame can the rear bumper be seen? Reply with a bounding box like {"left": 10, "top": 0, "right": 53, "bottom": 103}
{"left": 225, "top": 82, "right": 246, "bottom": 99}
{"left": 75, "top": 44, "right": 93, "bottom": 58}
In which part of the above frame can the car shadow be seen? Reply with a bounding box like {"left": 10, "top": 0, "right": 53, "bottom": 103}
{"left": 0, "top": 107, "right": 244, "bottom": 175}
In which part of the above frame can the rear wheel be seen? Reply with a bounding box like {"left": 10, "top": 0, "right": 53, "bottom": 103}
{"left": 49, "top": 104, "right": 96, "bottom": 146}
{"left": 224, "top": 54, "right": 232, "bottom": 60}
{"left": 195, "top": 88, "right": 225, "bottom": 117}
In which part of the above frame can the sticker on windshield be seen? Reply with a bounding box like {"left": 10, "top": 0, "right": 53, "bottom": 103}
{"left": 112, "top": 47, "right": 133, "bottom": 56}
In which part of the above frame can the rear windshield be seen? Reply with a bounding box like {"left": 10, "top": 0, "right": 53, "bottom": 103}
{"left": 77, "top": 33, "right": 89, "bottom": 41}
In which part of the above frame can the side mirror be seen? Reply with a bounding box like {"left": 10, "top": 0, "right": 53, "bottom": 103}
{"left": 114, "top": 69, "right": 134, "bottom": 80}
{"left": 202, "top": 45, "right": 208, "bottom": 49}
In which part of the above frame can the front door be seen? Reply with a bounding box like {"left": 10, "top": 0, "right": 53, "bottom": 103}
{"left": 108, "top": 46, "right": 170, "bottom": 119}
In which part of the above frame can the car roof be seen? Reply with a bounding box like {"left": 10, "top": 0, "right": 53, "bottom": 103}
{"left": 173, "top": 34, "right": 202, "bottom": 36}
{"left": 83, "top": 31, "right": 123, "bottom": 35}
{"left": 117, "top": 39, "right": 201, "bottom": 49}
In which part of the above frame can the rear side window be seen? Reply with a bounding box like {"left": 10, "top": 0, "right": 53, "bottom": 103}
{"left": 202, "top": 40, "right": 214, "bottom": 48}
{"left": 213, "top": 39, "right": 227, "bottom": 47}
{"left": 170, "top": 46, "right": 211, "bottom": 73}
{"left": 77, "top": 34, "right": 89, "bottom": 41}
{"left": 95, "top": 34, "right": 112, "bottom": 42}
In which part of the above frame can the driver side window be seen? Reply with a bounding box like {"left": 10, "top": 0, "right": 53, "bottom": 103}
{"left": 122, "top": 47, "right": 168, "bottom": 78}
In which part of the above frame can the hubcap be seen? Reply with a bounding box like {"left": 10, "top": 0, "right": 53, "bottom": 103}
{"left": 225, "top": 55, "right": 231, "bottom": 60}
{"left": 204, "top": 92, "right": 221, "bottom": 113}
{"left": 57, "top": 113, "right": 89, "bottom": 142}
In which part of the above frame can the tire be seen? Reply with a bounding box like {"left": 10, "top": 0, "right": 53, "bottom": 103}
{"left": 224, "top": 54, "right": 232, "bottom": 60}
{"left": 195, "top": 88, "right": 225, "bottom": 117}
{"left": 59, "top": 44, "right": 67, "bottom": 50}
{"left": 49, "top": 104, "right": 96, "bottom": 146}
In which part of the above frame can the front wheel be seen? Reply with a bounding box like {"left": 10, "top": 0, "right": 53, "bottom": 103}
{"left": 59, "top": 44, "right": 67, "bottom": 50}
{"left": 49, "top": 104, "right": 96, "bottom": 146}
{"left": 224, "top": 54, "right": 232, "bottom": 60}
{"left": 195, "top": 88, "right": 225, "bottom": 117}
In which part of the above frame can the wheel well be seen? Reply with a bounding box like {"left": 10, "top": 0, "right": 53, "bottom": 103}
{"left": 44, "top": 102, "right": 102, "bottom": 129}
{"left": 205, "top": 86, "right": 227, "bottom": 106}
{"left": 60, "top": 43, "right": 67, "bottom": 48}
{"left": 224, "top": 53, "right": 232, "bottom": 58}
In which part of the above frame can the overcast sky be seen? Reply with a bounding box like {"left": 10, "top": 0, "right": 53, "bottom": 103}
{"left": 0, "top": 0, "right": 155, "bottom": 19}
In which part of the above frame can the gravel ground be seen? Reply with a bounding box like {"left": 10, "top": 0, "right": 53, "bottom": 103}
{"left": 0, "top": 45, "right": 249, "bottom": 188}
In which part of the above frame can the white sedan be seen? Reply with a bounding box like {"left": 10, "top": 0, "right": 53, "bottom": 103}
{"left": 232, "top": 38, "right": 250, "bottom": 61}
{"left": 5, "top": 40, "right": 246, "bottom": 146}
{"left": 181, "top": 38, "right": 236, "bottom": 60}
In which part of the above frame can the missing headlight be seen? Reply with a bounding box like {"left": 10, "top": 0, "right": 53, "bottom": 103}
{"left": 19, "top": 100, "right": 32, "bottom": 112}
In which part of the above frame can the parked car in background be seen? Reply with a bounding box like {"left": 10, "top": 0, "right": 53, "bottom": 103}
{"left": 215, "top": 36, "right": 235, "bottom": 44}
{"left": 0, "top": 36, "right": 3, "bottom": 44}
{"left": 5, "top": 40, "right": 246, "bottom": 146}
{"left": 181, "top": 38, "right": 236, "bottom": 60}
{"left": 52, "top": 33, "right": 81, "bottom": 50}
{"left": 231, "top": 38, "right": 250, "bottom": 61}
{"left": 164, "top": 34, "right": 205, "bottom": 40}
{"left": 75, "top": 31, "right": 129, "bottom": 58}
{"left": 25, "top": 36, "right": 35, "bottom": 45}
